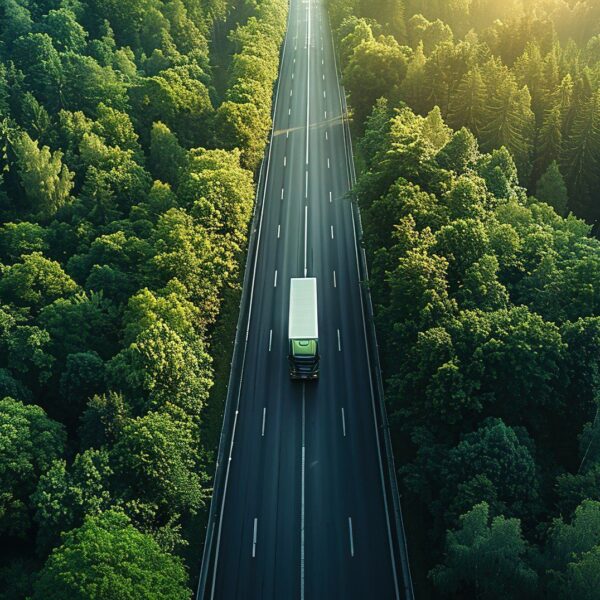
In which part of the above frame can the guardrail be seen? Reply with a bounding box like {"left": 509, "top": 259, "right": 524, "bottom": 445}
{"left": 334, "top": 35, "right": 416, "bottom": 600}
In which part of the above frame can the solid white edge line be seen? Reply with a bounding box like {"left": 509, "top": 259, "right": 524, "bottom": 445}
{"left": 208, "top": 1, "right": 292, "bottom": 594}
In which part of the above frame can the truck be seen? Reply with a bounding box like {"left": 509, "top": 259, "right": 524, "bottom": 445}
{"left": 288, "top": 278, "right": 319, "bottom": 380}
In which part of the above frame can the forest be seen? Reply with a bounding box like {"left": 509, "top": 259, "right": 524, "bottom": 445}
{"left": 328, "top": 0, "right": 600, "bottom": 598}
{"left": 0, "top": 0, "right": 286, "bottom": 596}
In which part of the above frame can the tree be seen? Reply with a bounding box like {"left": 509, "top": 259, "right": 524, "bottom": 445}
{"left": 480, "top": 78, "right": 535, "bottom": 178}
{"left": 447, "top": 68, "right": 487, "bottom": 135}
{"left": 58, "top": 352, "right": 106, "bottom": 426}
{"left": 32, "top": 448, "right": 114, "bottom": 554}
{"left": 561, "top": 90, "right": 600, "bottom": 222}
{"left": 11, "top": 33, "right": 62, "bottom": 108}
{"left": 110, "top": 411, "right": 207, "bottom": 516}
{"left": 0, "top": 252, "right": 79, "bottom": 312}
{"left": 32, "top": 510, "right": 191, "bottom": 600}
{"left": 536, "top": 161, "right": 568, "bottom": 216}
{"left": 149, "top": 122, "right": 188, "bottom": 186}
{"left": 441, "top": 418, "right": 539, "bottom": 523}
{"left": 344, "top": 34, "right": 409, "bottom": 126}
{"left": 0, "top": 222, "right": 47, "bottom": 262}
{"left": 430, "top": 502, "right": 537, "bottom": 599}
{"left": 107, "top": 321, "right": 212, "bottom": 418}
{"left": 436, "top": 127, "right": 480, "bottom": 174}
{"left": 179, "top": 148, "right": 255, "bottom": 248}
{"left": 61, "top": 53, "right": 128, "bottom": 116}
{"left": 129, "top": 65, "right": 213, "bottom": 147}
{"left": 38, "top": 292, "right": 117, "bottom": 362}
{"left": 12, "top": 132, "right": 74, "bottom": 221}
{"left": 36, "top": 8, "right": 88, "bottom": 52}
{"left": 0, "top": 398, "right": 65, "bottom": 537}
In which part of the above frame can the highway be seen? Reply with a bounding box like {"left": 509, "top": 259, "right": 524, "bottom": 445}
{"left": 207, "top": 0, "right": 402, "bottom": 597}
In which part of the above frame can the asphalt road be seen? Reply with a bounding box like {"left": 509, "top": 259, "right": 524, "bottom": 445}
{"left": 210, "top": 0, "right": 400, "bottom": 597}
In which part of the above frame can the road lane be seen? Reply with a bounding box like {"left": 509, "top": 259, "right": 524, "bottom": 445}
{"left": 209, "top": 0, "right": 400, "bottom": 597}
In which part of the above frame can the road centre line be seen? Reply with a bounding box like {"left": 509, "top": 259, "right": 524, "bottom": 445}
{"left": 301, "top": 384, "right": 306, "bottom": 599}
{"left": 305, "top": 171, "right": 308, "bottom": 198}
{"left": 252, "top": 518, "right": 258, "bottom": 557}
{"left": 305, "top": 0, "right": 310, "bottom": 167}
{"left": 348, "top": 517, "right": 354, "bottom": 557}
{"left": 262, "top": 407, "right": 266, "bottom": 436}
{"left": 304, "top": 206, "right": 308, "bottom": 277}
{"left": 341, "top": 407, "right": 346, "bottom": 437}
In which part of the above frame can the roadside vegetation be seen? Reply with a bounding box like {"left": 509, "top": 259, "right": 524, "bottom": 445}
{"left": 329, "top": 0, "right": 600, "bottom": 597}
{"left": 0, "top": 0, "right": 286, "bottom": 596}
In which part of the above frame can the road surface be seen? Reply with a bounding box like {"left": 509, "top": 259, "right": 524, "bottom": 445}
{"left": 209, "top": 0, "right": 401, "bottom": 597}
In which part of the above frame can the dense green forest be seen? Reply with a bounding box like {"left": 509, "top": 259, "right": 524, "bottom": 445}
{"left": 328, "top": 0, "right": 600, "bottom": 598}
{"left": 0, "top": 0, "right": 286, "bottom": 596}
{"left": 331, "top": 0, "right": 600, "bottom": 226}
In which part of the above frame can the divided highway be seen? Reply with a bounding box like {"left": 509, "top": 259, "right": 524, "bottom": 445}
{"left": 201, "top": 0, "right": 405, "bottom": 597}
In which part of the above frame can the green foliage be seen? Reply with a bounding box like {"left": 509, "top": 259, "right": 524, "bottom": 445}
{"left": 430, "top": 502, "right": 538, "bottom": 599}
{"left": 12, "top": 132, "right": 74, "bottom": 221}
{"left": 32, "top": 448, "right": 114, "bottom": 554}
{"left": 534, "top": 160, "right": 568, "bottom": 216}
{"left": 0, "top": 252, "right": 79, "bottom": 312}
{"left": 343, "top": 26, "right": 409, "bottom": 126}
{"left": 0, "top": 398, "right": 65, "bottom": 537}
{"left": 32, "top": 510, "right": 191, "bottom": 600}
{"left": 331, "top": 0, "right": 600, "bottom": 221}
{"left": 110, "top": 411, "right": 207, "bottom": 516}
{"left": 348, "top": 82, "right": 600, "bottom": 595}
{"left": 0, "top": 0, "right": 287, "bottom": 590}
